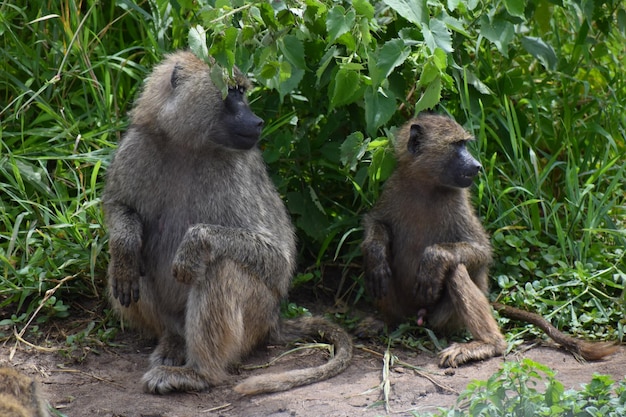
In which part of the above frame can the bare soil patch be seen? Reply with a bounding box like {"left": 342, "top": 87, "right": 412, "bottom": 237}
{"left": 2, "top": 324, "right": 625, "bottom": 417}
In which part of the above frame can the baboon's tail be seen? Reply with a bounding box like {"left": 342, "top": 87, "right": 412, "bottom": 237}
{"left": 493, "top": 302, "right": 619, "bottom": 361}
{"left": 233, "top": 316, "right": 353, "bottom": 395}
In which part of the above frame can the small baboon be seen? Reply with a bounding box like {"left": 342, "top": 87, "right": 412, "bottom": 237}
{"left": 103, "top": 51, "right": 352, "bottom": 395}
{"left": 0, "top": 367, "right": 49, "bottom": 417}
{"left": 361, "top": 114, "right": 618, "bottom": 367}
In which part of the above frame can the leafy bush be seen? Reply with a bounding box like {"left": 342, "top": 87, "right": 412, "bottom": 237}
{"left": 414, "top": 359, "right": 626, "bottom": 417}
{"left": 1, "top": 0, "right": 624, "bottom": 347}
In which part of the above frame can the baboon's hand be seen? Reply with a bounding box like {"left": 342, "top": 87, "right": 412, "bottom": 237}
{"left": 110, "top": 262, "right": 141, "bottom": 307}
{"left": 365, "top": 261, "right": 392, "bottom": 299}
{"left": 171, "top": 249, "right": 203, "bottom": 284}
{"left": 414, "top": 246, "right": 457, "bottom": 302}
{"left": 172, "top": 226, "right": 213, "bottom": 284}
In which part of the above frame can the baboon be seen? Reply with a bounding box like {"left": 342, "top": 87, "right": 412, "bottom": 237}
{"left": 361, "top": 114, "right": 618, "bottom": 367}
{"left": 0, "top": 367, "right": 49, "bottom": 417}
{"left": 103, "top": 51, "right": 352, "bottom": 395}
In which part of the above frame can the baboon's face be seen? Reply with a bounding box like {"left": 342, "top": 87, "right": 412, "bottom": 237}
{"left": 443, "top": 139, "right": 481, "bottom": 188}
{"left": 406, "top": 120, "right": 482, "bottom": 189}
{"left": 220, "top": 85, "right": 264, "bottom": 150}
{"left": 153, "top": 54, "right": 264, "bottom": 151}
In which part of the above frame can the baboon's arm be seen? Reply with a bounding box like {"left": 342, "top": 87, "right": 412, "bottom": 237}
{"left": 414, "top": 241, "right": 490, "bottom": 303}
{"left": 105, "top": 202, "right": 143, "bottom": 307}
{"left": 360, "top": 215, "right": 393, "bottom": 299}
{"left": 172, "top": 224, "right": 294, "bottom": 287}
{"left": 436, "top": 241, "right": 491, "bottom": 271}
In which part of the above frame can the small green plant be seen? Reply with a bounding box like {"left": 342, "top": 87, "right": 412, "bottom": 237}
{"left": 413, "top": 359, "right": 626, "bottom": 417}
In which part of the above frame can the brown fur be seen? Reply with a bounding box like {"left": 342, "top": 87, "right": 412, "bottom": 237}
{"left": 103, "top": 51, "right": 352, "bottom": 395}
{"left": 361, "top": 114, "right": 617, "bottom": 367}
{"left": 0, "top": 367, "right": 49, "bottom": 417}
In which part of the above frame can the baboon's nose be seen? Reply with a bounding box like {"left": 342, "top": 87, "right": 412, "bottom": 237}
{"left": 470, "top": 161, "right": 481, "bottom": 175}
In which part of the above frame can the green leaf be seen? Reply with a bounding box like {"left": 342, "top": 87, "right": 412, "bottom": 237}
{"left": 340, "top": 131, "right": 368, "bottom": 171}
{"left": 418, "top": 61, "right": 440, "bottom": 86}
{"left": 503, "top": 0, "right": 525, "bottom": 18}
{"left": 521, "top": 36, "right": 557, "bottom": 70}
{"left": 327, "top": 5, "right": 355, "bottom": 43}
{"left": 382, "top": 0, "right": 427, "bottom": 26}
{"left": 279, "top": 35, "right": 306, "bottom": 70}
{"left": 353, "top": 0, "right": 375, "bottom": 19}
{"left": 210, "top": 64, "right": 229, "bottom": 99}
{"left": 364, "top": 86, "right": 397, "bottom": 136}
{"left": 369, "top": 145, "right": 396, "bottom": 182}
{"left": 188, "top": 25, "right": 209, "bottom": 61}
{"left": 210, "top": 26, "right": 238, "bottom": 69}
{"left": 371, "top": 38, "right": 411, "bottom": 87}
{"left": 479, "top": 15, "right": 515, "bottom": 57}
{"left": 330, "top": 68, "right": 364, "bottom": 109}
{"left": 414, "top": 76, "right": 441, "bottom": 114}
{"left": 422, "top": 18, "right": 453, "bottom": 54}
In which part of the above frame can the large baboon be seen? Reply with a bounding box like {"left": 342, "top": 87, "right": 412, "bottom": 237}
{"left": 361, "top": 114, "right": 617, "bottom": 367}
{"left": 103, "top": 51, "right": 352, "bottom": 395}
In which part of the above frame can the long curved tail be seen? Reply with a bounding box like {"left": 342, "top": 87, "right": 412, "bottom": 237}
{"left": 233, "top": 316, "right": 353, "bottom": 395}
{"left": 493, "top": 302, "right": 619, "bottom": 361}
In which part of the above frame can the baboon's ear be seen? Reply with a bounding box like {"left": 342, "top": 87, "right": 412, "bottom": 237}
{"left": 407, "top": 124, "right": 424, "bottom": 155}
{"left": 171, "top": 63, "right": 183, "bottom": 88}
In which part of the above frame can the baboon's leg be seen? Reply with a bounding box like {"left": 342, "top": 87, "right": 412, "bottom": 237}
{"left": 150, "top": 332, "right": 187, "bottom": 367}
{"left": 142, "top": 260, "right": 277, "bottom": 394}
{"left": 438, "top": 264, "right": 506, "bottom": 367}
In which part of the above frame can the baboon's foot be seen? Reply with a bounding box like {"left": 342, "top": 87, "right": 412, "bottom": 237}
{"left": 353, "top": 316, "right": 386, "bottom": 339}
{"left": 438, "top": 340, "right": 504, "bottom": 368}
{"left": 150, "top": 334, "right": 187, "bottom": 367}
{"left": 142, "top": 365, "right": 213, "bottom": 394}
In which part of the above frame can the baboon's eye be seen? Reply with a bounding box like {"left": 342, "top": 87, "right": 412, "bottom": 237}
{"left": 229, "top": 85, "right": 246, "bottom": 95}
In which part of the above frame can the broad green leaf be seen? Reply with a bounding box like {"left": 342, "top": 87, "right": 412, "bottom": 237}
{"left": 503, "top": 0, "right": 525, "bottom": 18}
{"left": 258, "top": 2, "right": 277, "bottom": 30}
{"left": 521, "top": 36, "right": 557, "bottom": 70}
{"left": 210, "top": 26, "right": 238, "bottom": 69}
{"left": 418, "top": 61, "right": 440, "bottom": 87}
{"left": 210, "top": 64, "right": 229, "bottom": 99}
{"left": 260, "top": 61, "right": 279, "bottom": 80}
{"left": 618, "top": 8, "right": 626, "bottom": 35}
{"left": 371, "top": 38, "right": 411, "bottom": 87}
{"left": 353, "top": 0, "right": 375, "bottom": 19}
{"left": 463, "top": 69, "right": 494, "bottom": 95}
{"left": 414, "top": 76, "right": 441, "bottom": 114}
{"left": 382, "top": 0, "right": 427, "bottom": 26}
{"left": 330, "top": 68, "right": 364, "bottom": 109}
{"left": 336, "top": 31, "right": 356, "bottom": 51}
{"left": 258, "top": 58, "right": 304, "bottom": 99}
{"left": 327, "top": 5, "right": 355, "bottom": 43}
{"left": 340, "top": 131, "right": 368, "bottom": 171}
{"left": 369, "top": 145, "right": 396, "bottom": 182}
{"left": 287, "top": 191, "right": 329, "bottom": 240}
{"left": 188, "top": 25, "right": 209, "bottom": 61}
{"left": 279, "top": 35, "right": 306, "bottom": 70}
{"left": 422, "top": 18, "right": 453, "bottom": 54}
{"left": 433, "top": 48, "right": 448, "bottom": 70}
{"left": 316, "top": 46, "right": 338, "bottom": 84}
{"left": 479, "top": 15, "right": 515, "bottom": 57}
{"left": 364, "top": 86, "right": 397, "bottom": 135}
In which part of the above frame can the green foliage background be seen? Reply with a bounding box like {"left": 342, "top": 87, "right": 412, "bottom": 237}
{"left": 1, "top": 0, "right": 625, "bottom": 347}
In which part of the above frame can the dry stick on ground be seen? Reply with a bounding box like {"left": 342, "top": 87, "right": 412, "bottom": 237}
{"left": 357, "top": 345, "right": 459, "bottom": 395}
{"left": 9, "top": 274, "right": 76, "bottom": 360}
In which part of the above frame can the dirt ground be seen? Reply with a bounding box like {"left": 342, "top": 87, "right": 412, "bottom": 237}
{"left": 2, "top": 323, "right": 625, "bottom": 417}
